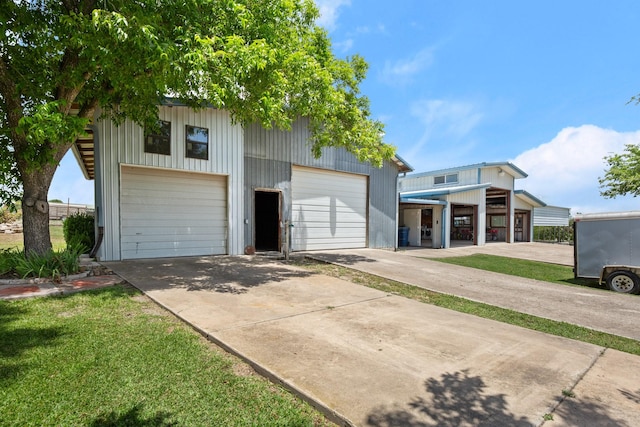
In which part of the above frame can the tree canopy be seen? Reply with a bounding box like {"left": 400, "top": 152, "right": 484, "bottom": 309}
{"left": 599, "top": 143, "right": 640, "bottom": 198}
{"left": 0, "top": 0, "right": 395, "bottom": 255}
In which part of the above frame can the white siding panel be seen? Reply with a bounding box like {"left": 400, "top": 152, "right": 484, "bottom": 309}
{"left": 120, "top": 166, "right": 227, "bottom": 259}
{"left": 96, "top": 106, "right": 243, "bottom": 260}
{"left": 534, "top": 206, "right": 571, "bottom": 226}
{"left": 292, "top": 167, "right": 367, "bottom": 251}
{"left": 447, "top": 189, "right": 485, "bottom": 205}
{"left": 481, "top": 167, "right": 515, "bottom": 189}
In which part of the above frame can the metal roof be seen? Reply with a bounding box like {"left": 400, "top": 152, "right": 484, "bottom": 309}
{"left": 399, "top": 197, "right": 447, "bottom": 205}
{"left": 404, "top": 161, "right": 528, "bottom": 180}
{"left": 392, "top": 153, "right": 413, "bottom": 173}
{"left": 400, "top": 182, "right": 492, "bottom": 199}
{"left": 514, "top": 189, "right": 546, "bottom": 207}
{"left": 574, "top": 211, "right": 640, "bottom": 222}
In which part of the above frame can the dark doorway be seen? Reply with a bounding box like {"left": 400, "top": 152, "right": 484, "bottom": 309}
{"left": 255, "top": 191, "right": 280, "bottom": 251}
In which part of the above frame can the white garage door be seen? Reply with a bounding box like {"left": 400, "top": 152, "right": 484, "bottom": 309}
{"left": 291, "top": 166, "right": 367, "bottom": 251}
{"left": 120, "top": 166, "right": 227, "bottom": 259}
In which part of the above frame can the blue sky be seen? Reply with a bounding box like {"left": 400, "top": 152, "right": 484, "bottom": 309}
{"left": 51, "top": 0, "right": 640, "bottom": 213}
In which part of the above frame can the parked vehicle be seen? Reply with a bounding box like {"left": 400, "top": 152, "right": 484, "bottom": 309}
{"left": 574, "top": 211, "right": 640, "bottom": 294}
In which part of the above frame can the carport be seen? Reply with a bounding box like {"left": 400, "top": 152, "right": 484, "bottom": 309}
{"left": 399, "top": 197, "right": 447, "bottom": 248}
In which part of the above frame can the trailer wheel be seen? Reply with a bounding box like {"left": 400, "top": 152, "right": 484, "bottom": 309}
{"left": 606, "top": 271, "right": 640, "bottom": 294}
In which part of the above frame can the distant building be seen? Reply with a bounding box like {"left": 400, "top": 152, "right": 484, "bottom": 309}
{"left": 49, "top": 202, "right": 94, "bottom": 220}
{"left": 398, "top": 162, "right": 570, "bottom": 248}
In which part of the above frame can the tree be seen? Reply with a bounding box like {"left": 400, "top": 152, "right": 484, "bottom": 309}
{"left": 599, "top": 143, "right": 640, "bottom": 198}
{"left": 0, "top": 0, "right": 394, "bottom": 256}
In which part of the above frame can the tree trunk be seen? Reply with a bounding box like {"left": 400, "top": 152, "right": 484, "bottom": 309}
{"left": 21, "top": 163, "right": 58, "bottom": 256}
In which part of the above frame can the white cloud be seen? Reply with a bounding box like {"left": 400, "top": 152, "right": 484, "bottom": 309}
{"left": 399, "top": 98, "right": 483, "bottom": 169}
{"left": 412, "top": 99, "right": 483, "bottom": 138}
{"left": 512, "top": 125, "right": 640, "bottom": 213}
{"left": 333, "top": 38, "right": 354, "bottom": 53}
{"left": 380, "top": 47, "right": 436, "bottom": 85}
{"left": 314, "top": 0, "right": 351, "bottom": 31}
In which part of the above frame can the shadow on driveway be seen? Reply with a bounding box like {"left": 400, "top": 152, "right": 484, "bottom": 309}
{"left": 104, "top": 256, "right": 314, "bottom": 294}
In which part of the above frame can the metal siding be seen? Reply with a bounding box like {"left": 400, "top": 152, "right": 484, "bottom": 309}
{"left": 481, "top": 167, "right": 515, "bottom": 189}
{"left": 244, "top": 122, "right": 294, "bottom": 249}
{"left": 534, "top": 206, "right": 571, "bottom": 226}
{"left": 368, "top": 160, "right": 399, "bottom": 248}
{"left": 96, "top": 106, "right": 243, "bottom": 260}
{"left": 245, "top": 118, "right": 399, "bottom": 250}
{"left": 243, "top": 157, "right": 292, "bottom": 248}
{"left": 398, "top": 175, "right": 431, "bottom": 192}
{"left": 446, "top": 189, "right": 485, "bottom": 205}
{"left": 514, "top": 197, "right": 533, "bottom": 210}
{"left": 457, "top": 169, "right": 477, "bottom": 186}
{"left": 291, "top": 118, "right": 337, "bottom": 169}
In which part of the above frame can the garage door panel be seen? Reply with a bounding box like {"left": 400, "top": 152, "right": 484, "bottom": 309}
{"left": 122, "top": 231, "right": 226, "bottom": 243}
{"left": 120, "top": 224, "right": 226, "bottom": 237}
{"left": 122, "top": 188, "right": 226, "bottom": 200}
{"left": 292, "top": 167, "right": 367, "bottom": 251}
{"left": 291, "top": 237, "right": 365, "bottom": 251}
{"left": 291, "top": 210, "right": 366, "bottom": 222}
{"left": 291, "top": 227, "right": 366, "bottom": 238}
{"left": 292, "top": 201, "right": 367, "bottom": 212}
{"left": 121, "top": 215, "right": 227, "bottom": 226}
{"left": 120, "top": 166, "right": 227, "bottom": 259}
{"left": 121, "top": 244, "right": 225, "bottom": 259}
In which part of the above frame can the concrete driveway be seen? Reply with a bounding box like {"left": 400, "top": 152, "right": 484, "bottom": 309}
{"left": 103, "top": 250, "right": 640, "bottom": 427}
{"left": 309, "top": 245, "right": 640, "bottom": 342}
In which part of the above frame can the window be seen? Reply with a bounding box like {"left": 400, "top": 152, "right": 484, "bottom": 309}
{"left": 434, "top": 173, "right": 458, "bottom": 185}
{"left": 454, "top": 216, "right": 472, "bottom": 227}
{"left": 490, "top": 215, "right": 506, "bottom": 227}
{"left": 186, "top": 125, "right": 208, "bottom": 160}
{"left": 144, "top": 120, "right": 171, "bottom": 155}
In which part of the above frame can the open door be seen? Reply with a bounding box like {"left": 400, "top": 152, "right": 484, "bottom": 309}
{"left": 255, "top": 190, "right": 281, "bottom": 251}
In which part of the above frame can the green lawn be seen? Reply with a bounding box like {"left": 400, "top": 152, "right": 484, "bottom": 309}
{"left": 0, "top": 222, "right": 66, "bottom": 252}
{"left": 297, "top": 259, "right": 640, "bottom": 357}
{"left": 0, "top": 285, "right": 333, "bottom": 427}
{"left": 426, "top": 253, "right": 600, "bottom": 288}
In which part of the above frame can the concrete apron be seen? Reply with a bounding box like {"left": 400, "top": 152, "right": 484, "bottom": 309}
{"left": 104, "top": 256, "right": 637, "bottom": 427}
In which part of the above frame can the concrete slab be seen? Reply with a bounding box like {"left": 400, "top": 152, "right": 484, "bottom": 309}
{"left": 401, "top": 242, "right": 574, "bottom": 266}
{"left": 307, "top": 248, "right": 640, "bottom": 342}
{"left": 547, "top": 349, "right": 640, "bottom": 427}
{"left": 104, "top": 255, "right": 640, "bottom": 426}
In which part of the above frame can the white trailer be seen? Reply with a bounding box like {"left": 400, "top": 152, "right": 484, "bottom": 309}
{"left": 574, "top": 211, "right": 640, "bottom": 294}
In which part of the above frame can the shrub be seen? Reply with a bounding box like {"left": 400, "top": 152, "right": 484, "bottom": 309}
{"left": 63, "top": 212, "right": 95, "bottom": 253}
{"left": 0, "top": 205, "right": 21, "bottom": 223}
{"left": 0, "top": 243, "right": 85, "bottom": 280}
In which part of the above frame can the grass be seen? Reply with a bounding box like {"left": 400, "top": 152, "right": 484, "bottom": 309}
{"left": 0, "top": 222, "right": 66, "bottom": 252}
{"left": 425, "top": 253, "right": 599, "bottom": 288}
{"left": 0, "top": 285, "right": 333, "bottom": 427}
{"left": 296, "top": 259, "right": 640, "bottom": 357}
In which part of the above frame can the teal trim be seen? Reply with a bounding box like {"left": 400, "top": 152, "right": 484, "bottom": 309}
{"left": 514, "top": 189, "right": 547, "bottom": 207}
{"left": 403, "top": 161, "right": 528, "bottom": 180}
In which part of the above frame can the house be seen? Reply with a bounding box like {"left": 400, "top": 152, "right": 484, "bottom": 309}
{"left": 72, "top": 103, "right": 411, "bottom": 261}
{"left": 398, "top": 162, "right": 555, "bottom": 249}
{"left": 48, "top": 201, "right": 93, "bottom": 220}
